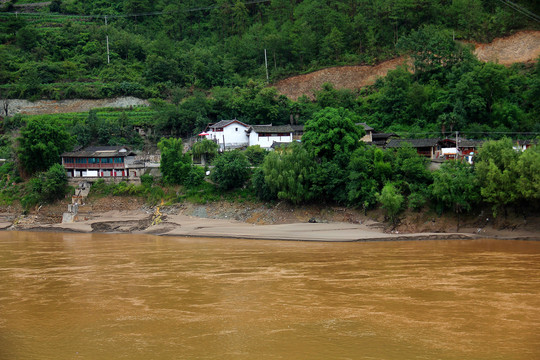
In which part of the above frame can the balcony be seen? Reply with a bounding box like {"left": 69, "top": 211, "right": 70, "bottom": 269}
{"left": 63, "top": 162, "right": 125, "bottom": 169}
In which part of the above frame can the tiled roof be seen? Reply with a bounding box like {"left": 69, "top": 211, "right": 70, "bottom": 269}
{"left": 372, "top": 132, "right": 398, "bottom": 140}
{"left": 386, "top": 139, "right": 439, "bottom": 148}
{"left": 62, "top": 146, "right": 135, "bottom": 158}
{"left": 209, "top": 119, "right": 249, "bottom": 129}
{"left": 459, "top": 139, "right": 484, "bottom": 148}
{"left": 356, "top": 122, "right": 374, "bottom": 131}
{"left": 291, "top": 125, "right": 304, "bottom": 132}
{"left": 248, "top": 125, "right": 294, "bottom": 133}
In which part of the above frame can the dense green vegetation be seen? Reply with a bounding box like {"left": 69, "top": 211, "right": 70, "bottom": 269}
{"left": 1, "top": 0, "right": 539, "bottom": 139}
{"left": 254, "top": 114, "right": 539, "bottom": 221}
{"left": 0, "top": 0, "right": 538, "bottom": 223}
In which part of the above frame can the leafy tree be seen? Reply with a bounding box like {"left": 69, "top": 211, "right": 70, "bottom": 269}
{"left": 430, "top": 160, "right": 479, "bottom": 230}
{"left": 397, "top": 25, "right": 471, "bottom": 76}
{"left": 347, "top": 146, "right": 388, "bottom": 209}
{"left": 157, "top": 137, "right": 193, "bottom": 185}
{"left": 514, "top": 146, "right": 540, "bottom": 202}
{"left": 40, "top": 163, "right": 69, "bottom": 203}
{"left": 192, "top": 139, "right": 219, "bottom": 165}
{"left": 244, "top": 145, "right": 268, "bottom": 166}
{"left": 302, "top": 107, "right": 364, "bottom": 161}
{"left": 475, "top": 138, "right": 520, "bottom": 217}
{"left": 210, "top": 150, "right": 251, "bottom": 190}
{"left": 376, "top": 183, "right": 404, "bottom": 225}
{"left": 18, "top": 119, "right": 73, "bottom": 175}
{"left": 21, "top": 164, "right": 68, "bottom": 210}
{"left": 251, "top": 167, "right": 277, "bottom": 202}
{"left": 16, "top": 27, "right": 40, "bottom": 52}
{"left": 262, "top": 142, "right": 315, "bottom": 204}
{"left": 393, "top": 143, "right": 432, "bottom": 185}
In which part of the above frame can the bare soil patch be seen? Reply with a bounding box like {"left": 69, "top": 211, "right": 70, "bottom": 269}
{"left": 275, "top": 30, "right": 540, "bottom": 100}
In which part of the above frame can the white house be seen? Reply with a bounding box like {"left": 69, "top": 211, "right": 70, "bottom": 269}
{"left": 204, "top": 119, "right": 250, "bottom": 150}
{"left": 247, "top": 125, "right": 294, "bottom": 150}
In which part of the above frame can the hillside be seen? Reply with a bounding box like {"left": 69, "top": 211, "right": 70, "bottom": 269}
{"left": 274, "top": 30, "right": 540, "bottom": 100}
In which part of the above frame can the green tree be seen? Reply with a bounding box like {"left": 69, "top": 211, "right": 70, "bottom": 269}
{"left": 347, "top": 146, "right": 390, "bottom": 209}
{"left": 475, "top": 138, "right": 520, "bottom": 217}
{"left": 244, "top": 145, "right": 268, "bottom": 166}
{"left": 376, "top": 183, "right": 404, "bottom": 225}
{"left": 40, "top": 163, "right": 69, "bottom": 203}
{"left": 514, "top": 145, "right": 540, "bottom": 202}
{"left": 262, "top": 142, "right": 315, "bottom": 204}
{"left": 211, "top": 150, "right": 251, "bottom": 190}
{"left": 192, "top": 139, "right": 219, "bottom": 165}
{"left": 397, "top": 25, "right": 471, "bottom": 76}
{"left": 21, "top": 164, "right": 68, "bottom": 210}
{"left": 157, "top": 137, "right": 193, "bottom": 185}
{"left": 18, "top": 119, "right": 73, "bottom": 175}
{"left": 430, "top": 160, "right": 479, "bottom": 230}
{"left": 302, "top": 107, "right": 364, "bottom": 161}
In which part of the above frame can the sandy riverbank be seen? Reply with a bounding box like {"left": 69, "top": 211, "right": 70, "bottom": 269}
{"left": 1, "top": 196, "right": 538, "bottom": 242}
{"left": 3, "top": 210, "right": 538, "bottom": 242}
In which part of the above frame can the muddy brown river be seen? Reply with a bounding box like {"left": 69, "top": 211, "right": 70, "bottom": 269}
{"left": 0, "top": 231, "right": 539, "bottom": 360}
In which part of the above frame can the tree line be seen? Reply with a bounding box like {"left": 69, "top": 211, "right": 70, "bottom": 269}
{"left": 158, "top": 107, "right": 540, "bottom": 226}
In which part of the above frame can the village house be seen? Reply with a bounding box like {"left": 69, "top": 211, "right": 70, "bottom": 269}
{"left": 61, "top": 146, "right": 159, "bottom": 179}
{"left": 203, "top": 119, "right": 250, "bottom": 151}
{"left": 356, "top": 123, "right": 374, "bottom": 142}
{"left": 291, "top": 125, "right": 304, "bottom": 140}
{"left": 247, "top": 125, "right": 294, "bottom": 149}
{"left": 386, "top": 139, "right": 440, "bottom": 158}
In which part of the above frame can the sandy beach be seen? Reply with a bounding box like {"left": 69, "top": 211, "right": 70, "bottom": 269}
{"left": 5, "top": 209, "right": 536, "bottom": 242}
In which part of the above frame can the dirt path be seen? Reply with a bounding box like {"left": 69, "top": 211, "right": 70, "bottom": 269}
{"left": 274, "top": 30, "right": 540, "bottom": 100}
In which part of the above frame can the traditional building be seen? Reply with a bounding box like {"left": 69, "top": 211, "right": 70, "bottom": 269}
{"left": 386, "top": 139, "right": 440, "bottom": 158}
{"left": 203, "top": 119, "right": 250, "bottom": 150}
{"left": 356, "top": 123, "right": 374, "bottom": 142}
{"left": 247, "top": 125, "right": 294, "bottom": 149}
{"left": 61, "top": 146, "right": 138, "bottom": 178}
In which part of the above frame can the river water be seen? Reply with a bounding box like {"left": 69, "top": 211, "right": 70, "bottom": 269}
{"left": 0, "top": 232, "right": 539, "bottom": 360}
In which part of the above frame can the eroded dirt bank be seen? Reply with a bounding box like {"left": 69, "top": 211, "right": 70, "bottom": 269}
{"left": 274, "top": 30, "right": 540, "bottom": 100}
{"left": 0, "top": 196, "right": 538, "bottom": 241}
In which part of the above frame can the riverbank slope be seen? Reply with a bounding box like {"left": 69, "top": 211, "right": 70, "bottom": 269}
{"left": 0, "top": 197, "right": 538, "bottom": 242}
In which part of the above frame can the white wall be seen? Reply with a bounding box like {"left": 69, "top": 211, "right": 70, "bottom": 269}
{"left": 207, "top": 123, "right": 249, "bottom": 149}
{"left": 249, "top": 132, "right": 293, "bottom": 149}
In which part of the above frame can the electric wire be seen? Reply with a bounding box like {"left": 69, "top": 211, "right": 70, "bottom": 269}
{"left": 496, "top": 0, "right": 540, "bottom": 23}
{"left": 0, "top": 0, "right": 271, "bottom": 20}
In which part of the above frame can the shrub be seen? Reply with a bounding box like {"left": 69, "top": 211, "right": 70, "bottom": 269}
{"left": 210, "top": 150, "right": 251, "bottom": 190}
{"left": 140, "top": 174, "right": 154, "bottom": 188}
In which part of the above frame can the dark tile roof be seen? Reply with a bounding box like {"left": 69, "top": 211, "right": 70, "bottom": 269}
{"left": 270, "top": 141, "right": 291, "bottom": 149}
{"left": 291, "top": 125, "right": 304, "bottom": 132}
{"left": 62, "top": 146, "right": 135, "bottom": 158}
{"left": 372, "top": 132, "right": 398, "bottom": 140}
{"left": 458, "top": 139, "right": 484, "bottom": 148}
{"left": 209, "top": 119, "right": 249, "bottom": 129}
{"left": 356, "top": 122, "right": 374, "bottom": 131}
{"left": 386, "top": 139, "right": 439, "bottom": 148}
{"left": 248, "top": 125, "right": 294, "bottom": 133}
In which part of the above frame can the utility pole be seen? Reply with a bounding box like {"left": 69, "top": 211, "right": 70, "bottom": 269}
{"left": 105, "top": 16, "right": 110, "bottom": 64}
{"left": 264, "top": 49, "right": 269, "bottom": 82}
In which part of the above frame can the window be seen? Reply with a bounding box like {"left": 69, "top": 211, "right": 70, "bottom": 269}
{"left": 236, "top": 127, "right": 238, "bottom": 131}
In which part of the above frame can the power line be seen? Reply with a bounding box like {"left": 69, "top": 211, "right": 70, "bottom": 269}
{"left": 496, "top": 0, "right": 540, "bottom": 23}
{"left": 0, "top": 0, "right": 271, "bottom": 20}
